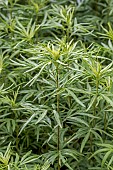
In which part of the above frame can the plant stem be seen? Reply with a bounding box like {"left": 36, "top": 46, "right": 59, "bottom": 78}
{"left": 91, "top": 73, "right": 99, "bottom": 152}
{"left": 93, "top": 76, "right": 99, "bottom": 126}
{"left": 104, "top": 111, "right": 107, "bottom": 140}
{"left": 107, "top": 0, "right": 110, "bottom": 22}
{"left": 56, "top": 64, "right": 60, "bottom": 170}
{"left": 66, "top": 27, "right": 70, "bottom": 42}
{"left": 95, "top": 0, "right": 98, "bottom": 15}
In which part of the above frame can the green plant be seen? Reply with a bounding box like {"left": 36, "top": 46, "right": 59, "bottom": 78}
{"left": 1, "top": 0, "right": 113, "bottom": 170}
{"left": 0, "top": 143, "right": 50, "bottom": 170}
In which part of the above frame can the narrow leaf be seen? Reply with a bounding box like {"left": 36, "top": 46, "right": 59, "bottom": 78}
{"left": 80, "top": 131, "right": 90, "bottom": 153}
{"left": 66, "top": 89, "right": 85, "bottom": 107}
{"left": 19, "top": 113, "right": 37, "bottom": 135}
{"left": 102, "top": 150, "right": 112, "bottom": 167}
{"left": 53, "top": 110, "right": 62, "bottom": 128}
{"left": 35, "top": 110, "right": 47, "bottom": 124}
{"left": 101, "top": 94, "right": 113, "bottom": 106}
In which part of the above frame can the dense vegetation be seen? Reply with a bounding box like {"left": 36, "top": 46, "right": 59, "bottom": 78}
{"left": 1, "top": 0, "right": 113, "bottom": 169}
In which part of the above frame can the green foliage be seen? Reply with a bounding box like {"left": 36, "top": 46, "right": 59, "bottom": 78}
{"left": 1, "top": 0, "right": 113, "bottom": 169}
